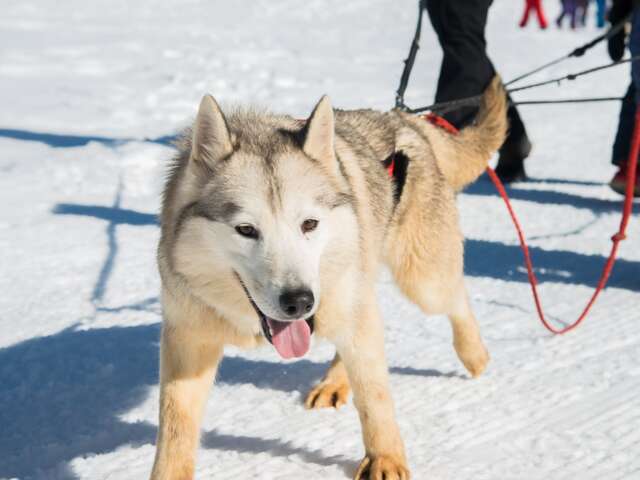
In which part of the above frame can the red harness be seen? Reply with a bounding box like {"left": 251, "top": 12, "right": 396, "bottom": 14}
{"left": 387, "top": 113, "right": 458, "bottom": 178}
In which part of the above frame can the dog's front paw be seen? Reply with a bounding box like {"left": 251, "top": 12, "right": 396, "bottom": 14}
{"left": 304, "top": 379, "right": 350, "bottom": 409}
{"left": 354, "top": 455, "right": 410, "bottom": 480}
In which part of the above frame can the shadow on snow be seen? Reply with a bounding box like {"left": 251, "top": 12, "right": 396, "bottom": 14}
{"left": 52, "top": 189, "right": 157, "bottom": 306}
{"left": 53, "top": 203, "right": 158, "bottom": 227}
{"left": 52, "top": 200, "right": 640, "bottom": 292}
{"left": 464, "top": 238, "right": 639, "bottom": 291}
{"left": 0, "top": 128, "right": 177, "bottom": 148}
{"left": 14, "top": 169, "right": 633, "bottom": 478}
{"left": 0, "top": 324, "right": 160, "bottom": 479}
{"left": 463, "top": 173, "right": 634, "bottom": 213}
{"left": 0, "top": 323, "right": 455, "bottom": 479}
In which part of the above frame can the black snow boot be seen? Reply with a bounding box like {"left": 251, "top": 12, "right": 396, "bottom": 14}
{"left": 495, "top": 135, "right": 532, "bottom": 183}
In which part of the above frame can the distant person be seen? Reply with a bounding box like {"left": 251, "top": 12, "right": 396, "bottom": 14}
{"left": 608, "top": 0, "right": 640, "bottom": 196}
{"left": 596, "top": 0, "right": 608, "bottom": 27}
{"left": 519, "top": 0, "right": 548, "bottom": 29}
{"left": 557, "top": 0, "right": 577, "bottom": 28}
{"left": 580, "top": 0, "right": 590, "bottom": 26}
{"left": 425, "top": 0, "right": 532, "bottom": 183}
{"left": 557, "top": 0, "right": 591, "bottom": 28}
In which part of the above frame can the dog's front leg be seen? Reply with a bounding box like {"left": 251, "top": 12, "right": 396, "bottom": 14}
{"left": 335, "top": 298, "right": 410, "bottom": 480}
{"left": 150, "top": 325, "right": 223, "bottom": 480}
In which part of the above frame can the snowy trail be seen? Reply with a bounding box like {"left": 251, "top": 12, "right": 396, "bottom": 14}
{"left": 1, "top": 1, "right": 639, "bottom": 479}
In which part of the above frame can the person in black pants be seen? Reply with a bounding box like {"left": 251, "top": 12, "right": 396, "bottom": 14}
{"left": 425, "top": 0, "right": 532, "bottom": 183}
{"left": 608, "top": 0, "right": 640, "bottom": 196}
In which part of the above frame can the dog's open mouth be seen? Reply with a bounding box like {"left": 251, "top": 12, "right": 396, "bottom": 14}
{"left": 236, "top": 274, "right": 314, "bottom": 359}
{"left": 259, "top": 314, "right": 314, "bottom": 359}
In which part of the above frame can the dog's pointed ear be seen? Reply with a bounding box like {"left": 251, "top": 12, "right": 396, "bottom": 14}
{"left": 191, "top": 94, "right": 233, "bottom": 168}
{"left": 303, "top": 95, "right": 336, "bottom": 168}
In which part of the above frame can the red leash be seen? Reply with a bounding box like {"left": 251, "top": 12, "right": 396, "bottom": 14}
{"left": 422, "top": 112, "right": 638, "bottom": 334}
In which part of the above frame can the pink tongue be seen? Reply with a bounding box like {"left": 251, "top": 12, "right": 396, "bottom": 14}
{"left": 267, "top": 318, "right": 311, "bottom": 359}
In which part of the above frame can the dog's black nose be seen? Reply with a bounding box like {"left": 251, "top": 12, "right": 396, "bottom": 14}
{"left": 279, "top": 289, "right": 315, "bottom": 318}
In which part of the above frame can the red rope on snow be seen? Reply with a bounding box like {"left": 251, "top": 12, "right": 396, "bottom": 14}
{"left": 423, "top": 112, "right": 638, "bottom": 334}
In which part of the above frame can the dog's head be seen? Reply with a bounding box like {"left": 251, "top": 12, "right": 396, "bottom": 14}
{"left": 169, "top": 95, "right": 356, "bottom": 358}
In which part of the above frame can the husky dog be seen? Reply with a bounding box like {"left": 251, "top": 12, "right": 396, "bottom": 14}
{"left": 151, "top": 77, "right": 507, "bottom": 480}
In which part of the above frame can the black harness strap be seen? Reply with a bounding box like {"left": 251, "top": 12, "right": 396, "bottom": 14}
{"left": 383, "top": 151, "right": 410, "bottom": 202}
{"left": 395, "top": 0, "right": 426, "bottom": 110}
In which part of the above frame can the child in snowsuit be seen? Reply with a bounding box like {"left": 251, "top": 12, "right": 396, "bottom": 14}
{"left": 557, "top": 0, "right": 590, "bottom": 28}
{"left": 557, "top": 0, "right": 577, "bottom": 28}
{"left": 596, "top": 0, "right": 607, "bottom": 27}
{"left": 520, "top": 0, "right": 548, "bottom": 28}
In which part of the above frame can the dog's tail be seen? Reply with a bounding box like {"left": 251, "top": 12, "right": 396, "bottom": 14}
{"left": 430, "top": 76, "right": 508, "bottom": 191}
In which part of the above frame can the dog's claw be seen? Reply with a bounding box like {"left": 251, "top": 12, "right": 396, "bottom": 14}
{"left": 354, "top": 455, "right": 410, "bottom": 480}
{"left": 304, "top": 380, "right": 350, "bottom": 409}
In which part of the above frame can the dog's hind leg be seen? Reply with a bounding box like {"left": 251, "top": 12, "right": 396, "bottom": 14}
{"left": 386, "top": 218, "right": 490, "bottom": 378}
{"left": 150, "top": 324, "right": 223, "bottom": 480}
{"left": 305, "top": 352, "right": 351, "bottom": 409}
{"left": 395, "top": 268, "right": 489, "bottom": 378}
{"left": 445, "top": 282, "right": 490, "bottom": 378}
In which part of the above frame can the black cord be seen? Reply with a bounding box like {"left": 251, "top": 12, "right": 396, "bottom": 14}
{"left": 508, "top": 56, "right": 639, "bottom": 93}
{"left": 407, "top": 57, "right": 638, "bottom": 114}
{"left": 395, "top": 0, "right": 425, "bottom": 110}
{"left": 514, "top": 97, "right": 624, "bottom": 106}
{"left": 505, "top": 13, "right": 631, "bottom": 87}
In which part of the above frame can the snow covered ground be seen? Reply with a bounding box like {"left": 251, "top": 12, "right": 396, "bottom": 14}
{"left": 1, "top": 0, "right": 639, "bottom": 478}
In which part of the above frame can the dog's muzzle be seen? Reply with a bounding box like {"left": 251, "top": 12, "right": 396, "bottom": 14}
{"left": 235, "top": 273, "right": 314, "bottom": 345}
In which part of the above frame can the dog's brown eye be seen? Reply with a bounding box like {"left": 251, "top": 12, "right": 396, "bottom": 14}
{"left": 301, "top": 219, "right": 318, "bottom": 234}
{"left": 235, "top": 224, "right": 259, "bottom": 239}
